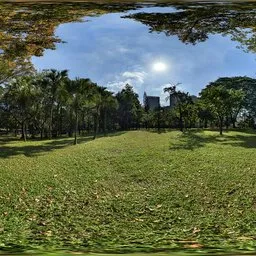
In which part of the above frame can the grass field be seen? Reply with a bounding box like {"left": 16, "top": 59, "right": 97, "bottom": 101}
{"left": 0, "top": 130, "right": 256, "bottom": 253}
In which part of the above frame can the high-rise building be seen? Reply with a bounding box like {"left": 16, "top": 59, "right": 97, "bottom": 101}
{"left": 144, "top": 92, "right": 160, "bottom": 111}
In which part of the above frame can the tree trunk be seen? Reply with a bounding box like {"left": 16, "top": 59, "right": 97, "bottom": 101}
{"left": 231, "top": 117, "right": 236, "bottom": 128}
{"left": 204, "top": 119, "right": 208, "bottom": 128}
{"left": 59, "top": 107, "right": 63, "bottom": 136}
{"left": 93, "top": 114, "right": 99, "bottom": 140}
{"left": 49, "top": 106, "right": 53, "bottom": 139}
{"left": 103, "top": 110, "right": 107, "bottom": 136}
{"left": 21, "top": 121, "right": 26, "bottom": 142}
{"left": 225, "top": 117, "right": 229, "bottom": 130}
{"left": 68, "top": 109, "right": 73, "bottom": 137}
{"left": 40, "top": 129, "right": 43, "bottom": 140}
{"left": 179, "top": 109, "right": 183, "bottom": 132}
{"left": 157, "top": 111, "right": 160, "bottom": 133}
{"left": 87, "top": 116, "right": 90, "bottom": 134}
{"left": 74, "top": 110, "right": 78, "bottom": 145}
{"left": 219, "top": 117, "right": 223, "bottom": 135}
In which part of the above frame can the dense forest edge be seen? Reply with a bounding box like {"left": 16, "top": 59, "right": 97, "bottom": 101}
{"left": 1, "top": 70, "right": 256, "bottom": 144}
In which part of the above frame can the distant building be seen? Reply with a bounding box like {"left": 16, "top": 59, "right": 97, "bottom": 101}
{"left": 143, "top": 92, "right": 198, "bottom": 111}
{"left": 169, "top": 94, "right": 178, "bottom": 108}
{"left": 191, "top": 95, "right": 198, "bottom": 103}
{"left": 143, "top": 92, "right": 160, "bottom": 111}
{"left": 169, "top": 94, "right": 198, "bottom": 108}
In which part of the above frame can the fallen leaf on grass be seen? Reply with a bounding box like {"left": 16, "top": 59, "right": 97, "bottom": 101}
{"left": 132, "top": 218, "right": 144, "bottom": 222}
{"left": 44, "top": 230, "right": 52, "bottom": 237}
{"left": 238, "top": 236, "right": 253, "bottom": 241}
{"left": 177, "top": 240, "right": 197, "bottom": 244}
{"left": 192, "top": 227, "right": 201, "bottom": 234}
{"left": 184, "top": 243, "right": 203, "bottom": 249}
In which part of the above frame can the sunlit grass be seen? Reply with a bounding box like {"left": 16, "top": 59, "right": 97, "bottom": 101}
{"left": 0, "top": 130, "right": 256, "bottom": 253}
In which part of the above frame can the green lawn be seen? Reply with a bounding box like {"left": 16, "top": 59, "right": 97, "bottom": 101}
{"left": 0, "top": 130, "right": 256, "bottom": 253}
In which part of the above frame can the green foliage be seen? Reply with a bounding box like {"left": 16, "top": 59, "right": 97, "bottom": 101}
{"left": 2, "top": 76, "right": 41, "bottom": 140}
{"left": 125, "top": 2, "right": 256, "bottom": 52}
{"left": 0, "top": 71, "right": 119, "bottom": 142}
{"left": 1, "top": 72, "right": 255, "bottom": 139}
{"left": 164, "top": 85, "right": 195, "bottom": 131}
{"left": 207, "top": 77, "right": 256, "bottom": 120}
{"left": 116, "top": 84, "right": 142, "bottom": 130}
{"left": 195, "top": 100, "right": 215, "bottom": 128}
{"left": 200, "top": 84, "right": 245, "bottom": 134}
{"left": 0, "top": 2, "right": 141, "bottom": 84}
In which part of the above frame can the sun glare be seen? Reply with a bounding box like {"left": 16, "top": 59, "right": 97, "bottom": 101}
{"left": 152, "top": 62, "right": 167, "bottom": 72}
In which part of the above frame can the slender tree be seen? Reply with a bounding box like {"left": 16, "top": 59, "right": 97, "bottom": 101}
{"left": 69, "top": 78, "right": 96, "bottom": 144}
{"left": 42, "top": 69, "right": 68, "bottom": 138}
{"left": 164, "top": 84, "right": 193, "bottom": 132}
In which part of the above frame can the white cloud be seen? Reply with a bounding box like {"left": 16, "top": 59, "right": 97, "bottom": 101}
{"left": 106, "top": 70, "right": 147, "bottom": 93}
{"left": 107, "top": 80, "right": 129, "bottom": 92}
{"left": 122, "top": 71, "right": 147, "bottom": 84}
{"left": 118, "top": 47, "right": 131, "bottom": 53}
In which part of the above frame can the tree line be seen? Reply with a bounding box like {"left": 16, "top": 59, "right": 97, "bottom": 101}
{"left": 0, "top": 70, "right": 142, "bottom": 144}
{"left": 155, "top": 77, "right": 256, "bottom": 135}
{"left": 0, "top": 71, "right": 256, "bottom": 143}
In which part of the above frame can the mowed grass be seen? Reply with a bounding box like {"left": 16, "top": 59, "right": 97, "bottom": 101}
{"left": 0, "top": 130, "right": 256, "bottom": 253}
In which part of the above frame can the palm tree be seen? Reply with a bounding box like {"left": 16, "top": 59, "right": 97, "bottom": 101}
{"left": 42, "top": 69, "right": 68, "bottom": 139}
{"left": 99, "top": 89, "right": 117, "bottom": 136}
{"left": 92, "top": 86, "right": 106, "bottom": 140}
{"left": 164, "top": 83, "right": 192, "bottom": 131}
{"left": 90, "top": 86, "right": 116, "bottom": 139}
{"left": 3, "top": 76, "right": 40, "bottom": 141}
{"left": 164, "top": 82, "right": 181, "bottom": 108}
{"left": 69, "top": 78, "right": 96, "bottom": 145}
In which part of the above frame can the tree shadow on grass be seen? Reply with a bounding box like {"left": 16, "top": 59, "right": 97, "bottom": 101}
{"left": 0, "top": 136, "right": 22, "bottom": 145}
{"left": 0, "top": 131, "right": 126, "bottom": 158}
{"left": 170, "top": 130, "right": 256, "bottom": 150}
{"left": 223, "top": 134, "right": 256, "bottom": 148}
{"left": 146, "top": 128, "right": 171, "bottom": 134}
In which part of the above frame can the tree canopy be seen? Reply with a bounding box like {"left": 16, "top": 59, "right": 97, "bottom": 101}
{"left": 0, "top": 2, "right": 141, "bottom": 84}
{"left": 124, "top": 2, "right": 256, "bottom": 52}
{"left": 1, "top": 71, "right": 256, "bottom": 139}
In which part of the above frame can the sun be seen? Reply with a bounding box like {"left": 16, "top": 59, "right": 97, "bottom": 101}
{"left": 152, "top": 62, "right": 167, "bottom": 72}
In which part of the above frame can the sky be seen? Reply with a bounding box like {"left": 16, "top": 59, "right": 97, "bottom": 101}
{"left": 32, "top": 6, "right": 256, "bottom": 105}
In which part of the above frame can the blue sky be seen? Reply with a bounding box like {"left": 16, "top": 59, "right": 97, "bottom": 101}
{"left": 32, "top": 6, "right": 256, "bottom": 105}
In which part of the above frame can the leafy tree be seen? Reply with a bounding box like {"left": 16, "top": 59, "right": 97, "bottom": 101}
{"left": 68, "top": 78, "right": 96, "bottom": 144}
{"left": 100, "top": 90, "right": 118, "bottom": 136}
{"left": 2, "top": 76, "right": 40, "bottom": 141}
{"left": 164, "top": 85, "right": 194, "bottom": 131}
{"left": 207, "top": 77, "right": 256, "bottom": 127}
{"left": 200, "top": 84, "right": 245, "bottom": 135}
{"left": 125, "top": 3, "right": 256, "bottom": 52}
{"left": 42, "top": 69, "right": 69, "bottom": 138}
{"left": 196, "top": 100, "right": 215, "bottom": 128}
{"left": 116, "top": 84, "right": 142, "bottom": 130}
{"left": 0, "top": 2, "right": 141, "bottom": 84}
